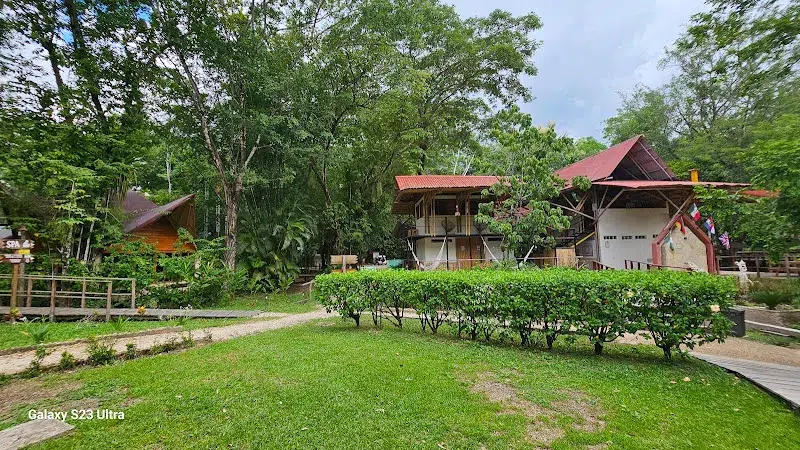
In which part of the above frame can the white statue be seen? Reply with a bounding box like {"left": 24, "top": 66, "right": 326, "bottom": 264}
{"left": 736, "top": 259, "right": 753, "bottom": 293}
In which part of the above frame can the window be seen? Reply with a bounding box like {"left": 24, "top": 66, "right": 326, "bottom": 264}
{"left": 635, "top": 235, "right": 647, "bottom": 240}
{"left": 622, "top": 235, "right": 632, "bottom": 240}
{"left": 603, "top": 235, "right": 617, "bottom": 240}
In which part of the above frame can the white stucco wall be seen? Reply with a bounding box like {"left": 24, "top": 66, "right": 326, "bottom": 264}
{"left": 661, "top": 228, "right": 709, "bottom": 271}
{"left": 597, "top": 207, "right": 670, "bottom": 269}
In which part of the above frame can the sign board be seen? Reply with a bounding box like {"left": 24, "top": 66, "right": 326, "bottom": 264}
{"left": 3, "top": 254, "right": 34, "bottom": 264}
{"left": 330, "top": 255, "right": 358, "bottom": 265}
{"left": 0, "top": 239, "right": 35, "bottom": 250}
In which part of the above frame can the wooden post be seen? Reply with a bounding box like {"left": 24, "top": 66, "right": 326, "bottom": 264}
{"left": 106, "top": 281, "right": 113, "bottom": 322}
{"left": 26, "top": 277, "right": 32, "bottom": 307}
{"left": 755, "top": 256, "right": 761, "bottom": 278}
{"left": 130, "top": 279, "right": 136, "bottom": 309}
{"left": 785, "top": 256, "right": 791, "bottom": 278}
{"left": 80, "top": 279, "right": 86, "bottom": 308}
{"left": 9, "top": 263, "right": 19, "bottom": 310}
{"left": 49, "top": 278, "right": 56, "bottom": 322}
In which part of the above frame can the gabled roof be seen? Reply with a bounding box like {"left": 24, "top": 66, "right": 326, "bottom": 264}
{"left": 593, "top": 180, "right": 750, "bottom": 190}
{"left": 554, "top": 135, "right": 675, "bottom": 189}
{"left": 395, "top": 175, "right": 500, "bottom": 192}
{"left": 123, "top": 192, "right": 195, "bottom": 233}
{"left": 122, "top": 190, "right": 158, "bottom": 215}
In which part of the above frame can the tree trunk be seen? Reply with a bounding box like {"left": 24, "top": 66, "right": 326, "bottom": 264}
{"left": 594, "top": 342, "right": 603, "bottom": 355}
{"left": 223, "top": 183, "right": 242, "bottom": 270}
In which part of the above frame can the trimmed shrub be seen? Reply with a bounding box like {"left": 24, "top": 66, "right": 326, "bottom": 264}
{"left": 315, "top": 268, "right": 737, "bottom": 360}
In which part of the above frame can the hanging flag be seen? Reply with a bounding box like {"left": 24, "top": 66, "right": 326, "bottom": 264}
{"left": 679, "top": 215, "right": 687, "bottom": 235}
{"left": 667, "top": 234, "right": 675, "bottom": 251}
{"left": 674, "top": 221, "right": 682, "bottom": 233}
{"left": 689, "top": 203, "right": 701, "bottom": 221}
{"left": 719, "top": 232, "right": 730, "bottom": 250}
{"left": 704, "top": 217, "right": 716, "bottom": 235}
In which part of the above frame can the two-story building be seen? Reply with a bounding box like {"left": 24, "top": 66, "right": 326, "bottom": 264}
{"left": 391, "top": 175, "right": 508, "bottom": 269}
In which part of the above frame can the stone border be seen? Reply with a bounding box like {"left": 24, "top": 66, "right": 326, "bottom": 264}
{"left": 0, "top": 326, "right": 182, "bottom": 357}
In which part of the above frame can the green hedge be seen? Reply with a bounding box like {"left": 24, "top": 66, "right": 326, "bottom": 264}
{"left": 314, "top": 268, "right": 737, "bottom": 359}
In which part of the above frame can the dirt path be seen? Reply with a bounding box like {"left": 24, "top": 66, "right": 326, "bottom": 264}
{"left": 691, "top": 337, "right": 800, "bottom": 367}
{"left": 0, "top": 309, "right": 333, "bottom": 376}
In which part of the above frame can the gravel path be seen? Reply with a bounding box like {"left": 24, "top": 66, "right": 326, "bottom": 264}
{"left": 691, "top": 337, "right": 800, "bottom": 367}
{"left": 0, "top": 309, "right": 333, "bottom": 376}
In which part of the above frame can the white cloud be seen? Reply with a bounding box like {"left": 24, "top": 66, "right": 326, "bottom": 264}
{"left": 447, "top": 0, "right": 706, "bottom": 140}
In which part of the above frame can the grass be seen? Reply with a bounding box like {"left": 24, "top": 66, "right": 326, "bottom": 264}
{"left": 0, "top": 317, "right": 252, "bottom": 351}
{"left": 210, "top": 292, "right": 318, "bottom": 314}
{"left": 743, "top": 329, "right": 800, "bottom": 349}
{"left": 3, "top": 319, "right": 798, "bottom": 449}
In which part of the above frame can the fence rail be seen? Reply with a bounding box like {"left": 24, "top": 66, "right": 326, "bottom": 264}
{"left": 403, "top": 256, "right": 579, "bottom": 271}
{"left": 717, "top": 252, "right": 800, "bottom": 277}
{"left": 0, "top": 274, "right": 136, "bottom": 321}
{"left": 623, "top": 260, "right": 693, "bottom": 272}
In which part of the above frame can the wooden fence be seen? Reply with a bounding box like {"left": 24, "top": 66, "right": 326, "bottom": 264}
{"left": 0, "top": 274, "right": 136, "bottom": 321}
{"left": 717, "top": 252, "right": 800, "bottom": 277}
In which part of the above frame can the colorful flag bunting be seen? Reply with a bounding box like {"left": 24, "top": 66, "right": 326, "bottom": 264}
{"left": 719, "top": 232, "right": 730, "bottom": 250}
{"left": 689, "top": 203, "right": 701, "bottom": 221}
{"left": 704, "top": 217, "right": 716, "bottom": 235}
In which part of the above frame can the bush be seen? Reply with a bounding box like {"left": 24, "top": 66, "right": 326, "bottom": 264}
{"left": 58, "top": 351, "right": 77, "bottom": 370}
{"left": 86, "top": 338, "right": 117, "bottom": 366}
{"left": 748, "top": 279, "right": 800, "bottom": 309}
{"left": 315, "top": 268, "right": 737, "bottom": 360}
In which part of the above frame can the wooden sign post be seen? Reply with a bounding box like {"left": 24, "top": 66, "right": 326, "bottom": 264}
{"left": 1, "top": 239, "right": 35, "bottom": 323}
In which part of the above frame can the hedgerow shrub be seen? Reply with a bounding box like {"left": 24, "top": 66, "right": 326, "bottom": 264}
{"left": 315, "top": 268, "right": 737, "bottom": 360}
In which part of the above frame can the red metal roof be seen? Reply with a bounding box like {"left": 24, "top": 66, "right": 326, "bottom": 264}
{"left": 554, "top": 135, "right": 643, "bottom": 185}
{"left": 592, "top": 180, "right": 750, "bottom": 190}
{"left": 122, "top": 190, "right": 158, "bottom": 214}
{"left": 123, "top": 193, "right": 195, "bottom": 233}
{"left": 395, "top": 175, "right": 500, "bottom": 191}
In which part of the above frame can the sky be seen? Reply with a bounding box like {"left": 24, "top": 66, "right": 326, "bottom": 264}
{"left": 448, "top": 0, "right": 706, "bottom": 142}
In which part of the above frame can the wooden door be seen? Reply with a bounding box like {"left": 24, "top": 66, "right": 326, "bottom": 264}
{"left": 456, "top": 238, "right": 471, "bottom": 269}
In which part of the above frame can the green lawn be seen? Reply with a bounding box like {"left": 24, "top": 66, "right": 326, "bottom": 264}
{"left": 2, "top": 320, "right": 798, "bottom": 449}
{"left": 0, "top": 318, "right": 252, "bottom": 351}
{"left": 210, "top": 292, "right": 319, "bottom": 314}
{"left": 743, "top": 329, "right": 800, "bottom": 349}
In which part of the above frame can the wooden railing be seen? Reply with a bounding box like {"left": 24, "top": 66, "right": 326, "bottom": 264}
{"left": 623, "top": 260, "right": 692, "bottom": 272}
{"left": 404, "top": 257, "right": 579, "bottom": 271}
{"left": 0, "top": 274, "right": 136, "bottom": 321}
{"left": 717, "top": 252, "right": 800, "bottom": 277}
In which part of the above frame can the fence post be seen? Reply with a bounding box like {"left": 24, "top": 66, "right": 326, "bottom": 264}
{"left": 755, "top": 256, "right": 761, "bottom": 278}
{"left": 26, "top": 277, "right": 32, "bottom": 307}
{"left": 130, "top": 278, "right": 136, "bottom": 309}
{"left": 786, "top": 256, "right": 791, "bottom": 278}
{"left": 49, "top": 278, "right": 56, "bottom": 322}
{"left": 80, "top": 279, "right": 86, "bottom": 308}
{"left": 9, "top": 264, "right": 19, "bottom": 312}
{"left": 106, "top": 281, "right": 113, "bottom": 322}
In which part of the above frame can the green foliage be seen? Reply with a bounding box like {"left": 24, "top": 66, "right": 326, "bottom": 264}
{"left": 124, "top": 342, "right": 137, "bottom": 360}
{"left": 152, "top": 232, "right": 246, "bottom": 308}
{"left": 476, "top": 108, "right": 571, "bottom": 255}
{"left": 315, "top": 269, "right": 737, "bottom": 360}
{"left": 748, "top": 278, "right": 800, "bottom": 310}
{"left": 22, "top": 346, "right": 48, "bottom": 378}
{"left": 22, "top": 317, "right": 51, "bottom": 345}
{"left": 110, "top": 316, "right": 130, "bottom": 332}
{"left": 100, "top": 240, "right": 159, "bottom": 288}
{"left": 58, "top": 351, "right": 77, "bottom": 370}
{"left": 86, "top": 337, "right": 117, "bottom": 366}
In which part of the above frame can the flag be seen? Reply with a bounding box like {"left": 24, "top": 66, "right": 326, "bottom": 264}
{"left": 689, "top": 203, "right": 701, "bottom": 221}
{"left": 719, "top": 232, "right": 730, "bottom": 250}
{"left": 667, "top": 234, "right": 675, "bottom": 251}
{"left": 704, "top": 217, "right": 716, "bottom": 235}
{"left": 679, "top": 215, "right": 687, "bottom": 235}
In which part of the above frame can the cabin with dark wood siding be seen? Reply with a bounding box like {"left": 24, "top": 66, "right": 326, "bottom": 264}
{"left": 122, "top": 191, "right": 196, "bottom": 253}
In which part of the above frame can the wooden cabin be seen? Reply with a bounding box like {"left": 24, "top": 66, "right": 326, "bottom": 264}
{"left": 122, "top": 190, "right": 196, "bottom": 254}
{"left": 391, "top": 175, "right": 511, "bottom": 269}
